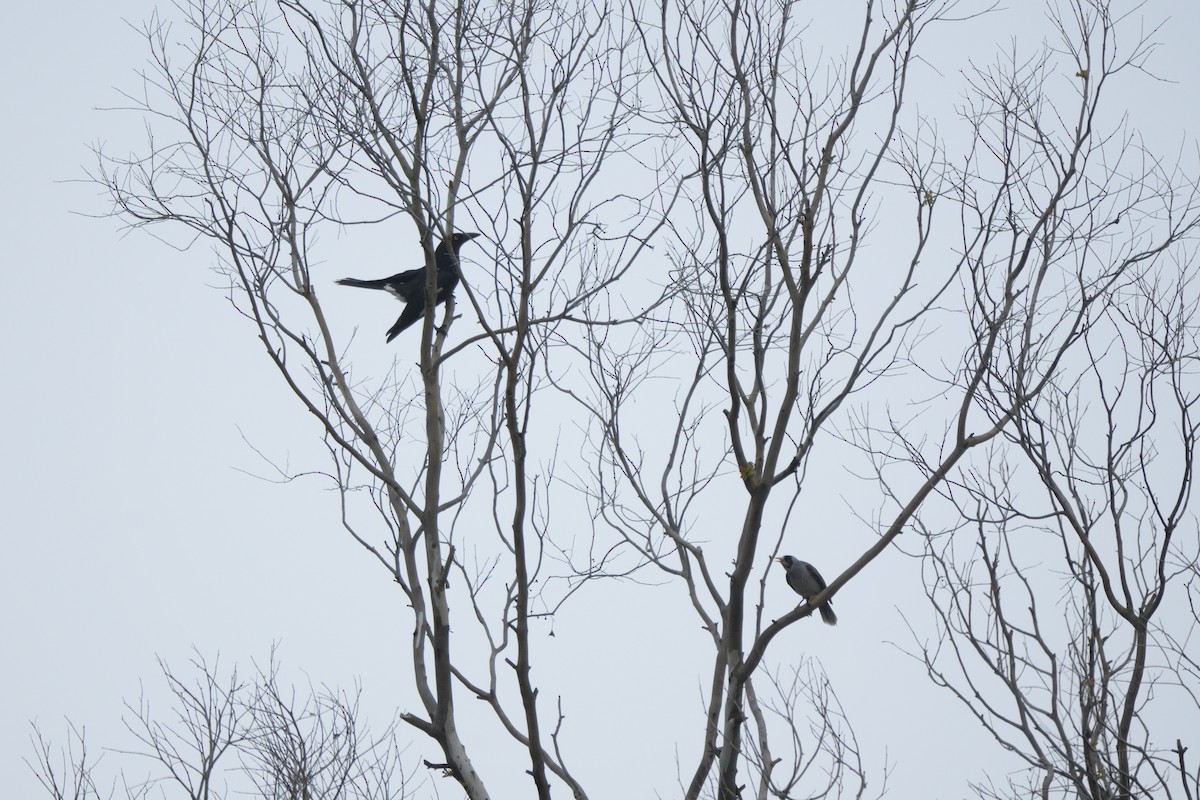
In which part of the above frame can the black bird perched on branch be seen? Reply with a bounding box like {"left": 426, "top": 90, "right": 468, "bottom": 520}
{"left": 775, "top": 555, "right": 838, "bottom": 625}
{"left": 336, "top": 232, "right": 480, "bottom": 342}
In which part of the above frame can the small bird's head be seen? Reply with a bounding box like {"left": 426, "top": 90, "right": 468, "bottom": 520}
{"left": 775, "top": 555, "right": 795, "bottom": 569}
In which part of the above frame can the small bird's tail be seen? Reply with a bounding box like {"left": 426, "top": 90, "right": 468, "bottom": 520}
{"left": 336, "top": 277, "right": 393, "bottom": 290}
{"left": 818, "top": 602, "right": 837, "bottom": 626}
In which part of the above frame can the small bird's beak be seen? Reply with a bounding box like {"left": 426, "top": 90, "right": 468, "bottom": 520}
{"left": 773, "top": 556, "right": 785, "bottom": 565}
{"left": 462, "top": 232, "right": 481, "bottom": 240}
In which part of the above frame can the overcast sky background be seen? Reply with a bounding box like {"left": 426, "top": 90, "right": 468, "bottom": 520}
{"left": 3, "top": 1, "right": 1200, "bottom": 798}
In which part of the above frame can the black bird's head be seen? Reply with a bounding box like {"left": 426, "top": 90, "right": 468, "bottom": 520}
{"left": 432, "top": 232, "right": 481, "bottom": 275}
{"left": 448, "top": 231, "right": 480, "bottom": 252}
{"left": 775, "top": 555, "right": 796, "bottom": 570}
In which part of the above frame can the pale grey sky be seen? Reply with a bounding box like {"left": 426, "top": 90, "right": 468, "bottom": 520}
{"left": 4, "top": 1, "right": 1199, "bottom": 798}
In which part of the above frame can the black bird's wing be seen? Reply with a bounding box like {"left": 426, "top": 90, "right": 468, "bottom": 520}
{"left": 386, "top": 301, "right": 427, "bottom": 342}
{"left": 383, "top": 269, "right": 459, "bottom": 341}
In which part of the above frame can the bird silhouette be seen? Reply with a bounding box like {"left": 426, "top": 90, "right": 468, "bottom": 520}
{"left": 775, "top": 555, "right": 837, "bottom": 625}
{"left": 337, "top": 232, "right": 480, "bottom": 342}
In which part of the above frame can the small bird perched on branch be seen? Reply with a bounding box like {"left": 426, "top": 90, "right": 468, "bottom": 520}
{"left": 336, "top": 232, "right": 480, "bottom": 342}
{"left": 775, "top": 555, "right": 838, "bottom": 625}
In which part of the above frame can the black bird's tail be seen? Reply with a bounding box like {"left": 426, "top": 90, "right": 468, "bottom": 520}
{"left": 818, "top": 602, "right": 838, "bottom": 626}
{"left": 336, "top": 277, "right": 393, "bottom": 290}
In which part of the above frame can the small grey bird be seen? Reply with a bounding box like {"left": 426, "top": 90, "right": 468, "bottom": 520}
{"left": 775, "top": 555, "right": 837, "bottom": 625}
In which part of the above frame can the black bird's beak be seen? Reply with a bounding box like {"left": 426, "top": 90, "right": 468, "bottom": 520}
{"left": 774, "top": 556, "right": 785, "bottom": 565}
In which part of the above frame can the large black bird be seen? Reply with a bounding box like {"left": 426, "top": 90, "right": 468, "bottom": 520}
{"left": 336, "top": 232, "right": 480, "bottom": 342}
{"left": 775, "top": 555, "right": 838, "bottom": 625}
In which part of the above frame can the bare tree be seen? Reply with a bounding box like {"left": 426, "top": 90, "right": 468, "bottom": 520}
{"left": 568, "top": 0, "right": 1200, "bottom": 798}
{"left": 912, "top": 236, "right": 1200, "bottom": 798}
{"left": 570, "top": 0, "right": 963, "bottom": 792}
{"left": 29, "top": 722, "right": 106, "bottom": 800}
{"left": 29, "top": 652, "right": 410, "bottom": 800}
{"left": 90, "top": 0, "right": 663, "bottom": 795}
{"left": 889, "top": 3, "right": 1200, "bottom": 798}
{"left": 52, "top": 0, "right": 1200, "bottom": 798}
{"left": 568, "top": 0, "right": 1037, "bottom": 795}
